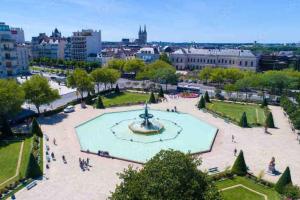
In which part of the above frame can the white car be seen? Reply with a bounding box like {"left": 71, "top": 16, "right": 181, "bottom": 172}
{"left": 63, "top": 105, "right": 75, "bottom": 113}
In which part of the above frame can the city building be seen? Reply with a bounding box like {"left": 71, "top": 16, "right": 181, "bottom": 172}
{"left": 10, "top": 27, "right": 25, "bottom": 43}
{"left": 135, "top": 25, "right": 147, "bottom": 45}
{"left": 70, "top": 29, "right": 101, "bottom": 61}
{"left": 0, "top": 22, "right": 28, "bottom": 78}
{"left": 170, "top": 48, "right": 258, "bottom": 70}
{"left": 101, "top": 47, "right": 138, "bottom": 65}
{"left": 136, "top": 47, "right": 159, "bottom": 63}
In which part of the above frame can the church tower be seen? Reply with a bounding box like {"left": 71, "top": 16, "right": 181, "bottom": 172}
{"left": 138, "top": 25, "right": 147, "bottom": 44}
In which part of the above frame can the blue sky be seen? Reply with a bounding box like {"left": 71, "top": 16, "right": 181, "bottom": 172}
{"left": 1, "top": 0, "right": 299, "bottom": 43}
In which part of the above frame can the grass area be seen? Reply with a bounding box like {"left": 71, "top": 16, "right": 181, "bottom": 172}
{"left": 206, "top": 100, "right": 266, "bottom": 126}
{"left": 222, "top": 186, "right": 265, "bottom": 200}
{"left": 216, "top": 176, "right": 281, "bottom": 200}
{"left": 102, "top": 92, "right": 150, "bottom": 107}
{"left": 19, "top": 137, "right": 33, "bottom": 178}
{"left": 0, "top": 141, "right": 22, "bottom": 183}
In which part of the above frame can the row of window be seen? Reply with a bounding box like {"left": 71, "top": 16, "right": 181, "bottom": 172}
{"left": 172, "top": 57, "right": 255, "bottom": 67}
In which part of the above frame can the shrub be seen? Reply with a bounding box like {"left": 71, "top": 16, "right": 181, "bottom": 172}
{"left": 265, "top": 112, "right": 275, "bottom": 128}
{"left": 261, "top": 98, "right": 268, "bottom": 107}
{"left": 275, "top": 166, "right": 292, "bottom": 193}
{"left": 148, "top": 92, "right": 156, "bottom": 103}
{"left": 239, "top": 112, "right": 248, "bottom": 127}
{"left": 31, "top": 118, "right": 43, "bottom": 137}
{"left": 115, "top": 84, "right": 120, "bottom": 94}
{"left": 204, "top": 91, "right": 210, "bottom": 103}
{"left": 198, "top": 96, "right": 206, "bottom": 109}
{"left": 158, "top": 86, "right": 164, "bottom": 98}
{"left": 231, "top": 150, "right": 247, "bottom": 176}
{"left": 26, "top": 153, "right": 42, "bottom": 178}
{"left": 283, "top": 184, "right": 300, "bottom": 200}
{"left": 95, "top": 96, "right": 105, "bottom": 109}
{"left": 85, "top": 92, "right": 94, "bottom": 105}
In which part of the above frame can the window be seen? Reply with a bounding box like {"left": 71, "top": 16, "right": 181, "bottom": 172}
{"left": 251, "top": 61, "right": 253, "bottom": 67}
{"left": 239, "top": 61, "right": 242, "bottom": 66}
{"left": 245, "top": 61, "right": 248, "bottom": 66}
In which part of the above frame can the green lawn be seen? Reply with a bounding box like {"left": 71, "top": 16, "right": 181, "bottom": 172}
{"left": 216, "top": 176, "right": 281, "bottom": 200}
{"left": 102, "top": 92, "right": 150, "bottom": 107}
{"left": 0, "top": 141, "right": 22, "bottom": 183}
{"left": 207, "top": 101, "right": 266, "bottom": 126}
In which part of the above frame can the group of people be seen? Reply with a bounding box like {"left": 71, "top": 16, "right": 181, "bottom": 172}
{"left": 79, "top": 157, "right": 90, "bottom": 171}
{"left": 166, "top": 106, "right": 177, "bottom": 113}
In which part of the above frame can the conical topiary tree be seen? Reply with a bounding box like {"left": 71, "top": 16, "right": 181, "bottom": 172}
{"left": 158, "top": 86, "right": 164, "bottom": 98}
{"left": 85, "top": 92, "right": 93, "bottom": 105}
{"left": 96, "top": 96, "right": 105, "bottom": 109}
{"left": 239, "top": 112, "right": 248, "bottom": 127}
{"left": 265, "top": 112, "right": 275, "bottom": 128}
{"left": 204, "top": 91, "right": 210, "bottom": 103}
{"left": 149, "top": 92, "right": 156, "bottom": 104}
{"left": 115, "top": 84, "right": 120, "bottom": 94}
{"left": 261, "top": 98, "right": 268, "bottom": 108}
{"left": 231, "top": 150, "right": 247, "bottom": 176}
{"left": 198, "top": 96, "right": 206, "bottom": 109}
{"left": 31, "top": 118, "right": 43, "bottom": 137}
{"left": 275, "top": 167, "right": 292, "bottom": 193}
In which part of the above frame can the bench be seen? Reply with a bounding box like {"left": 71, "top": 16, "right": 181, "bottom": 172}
{"left": 208, "top": 167, "right": 219, "bottom": 173}
{"left": 26, "top": 181, "right": 37, "bottom": 190}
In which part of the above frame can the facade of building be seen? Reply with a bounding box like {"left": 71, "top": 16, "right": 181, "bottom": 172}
{"left": 70, "top": 29, "right": 101, "bottom": 61}
{"left": 135, "top": 25, "right": 147, "bottom": 45}
{"left": 101, "top": 47, "right": 138, "bottom": 65}
{"left": 10, "top": 27, "right": 25, "bottom": 43}
{"left": 136, "top": 47, "right": 159, "bottom": 63}
{"left": 16, "top": 44, "right": 29, "bottom": 73}
{"left": 0, "top": 22, "right": 28, "bottom": 78}
{"left": 170, "top": 48, "right": 258, "bottom": 70}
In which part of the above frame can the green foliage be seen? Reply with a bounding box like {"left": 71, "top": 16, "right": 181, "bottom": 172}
{"left": 280, "top": 96, "right": 300, "bottom": 129}
{"left": 275, "top": 167, "right": 292, "bottom": 193}
{"left": 26, "top": 153, "right": 42, "bottom": 179}
{"left": 198, "top": 67, "right": 213, "bottom": 84}
{"left": 159, "top": 52, "right": 172, "bottom": 65}
{"left": 85, "top": 92, "right": 94, "bottom": 105}
{"left": 265, "top": 112, "right": 275, "bottom": 128}
{"left": 124, "top": 58, "right": 145, "bottom": 75}
{"left": 148, "top": 92, "right": 156, "bottom": 103}
{"left": 115, "top": 84, "right": 120, "bottom": 94}
{"left": 283, "top": 184, "right": 300, "bottom": 200}
{"left": 231, "top": 150, "right": 247, "bottom": 176}
{"left": 204, "top": 91, "right": 210, "bottom": 103}
{"left": 91, "top": 68, "right": 121, "bottom": 92}
{"left": 261, "top": 98, "right": 268, "bottom": 107}
{"left": 239, "top": 112, "right": 249, "bottom": 127}
{"left": 22, "top": 75, "right": 59, "bottom": 114}
{"left": 31, "top": 118, "right": 43, "bottom": 137}
{"left": 106, "top": 59, "right": 126, "bottom": 72}
{"left": 68, "top": 69, "right": 94, "bottom": 100}
{"left": 96, "top": 96, "right": 105, "bottom": 109}
{"left": 0, "top": 116, "right": 13, "bottom": 138}
{"left": 110, "top": 150, "right": 222, "bottom": 200}
{"left": 198, "top": 96, "right": 206, "bottom": 109}
{"left": 158, "top": 86, "right": 164, "bottom": 98}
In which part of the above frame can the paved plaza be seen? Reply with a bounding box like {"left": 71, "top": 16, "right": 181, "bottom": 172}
{"left": 16, "top": 96, "right": 300, "bottom": 200}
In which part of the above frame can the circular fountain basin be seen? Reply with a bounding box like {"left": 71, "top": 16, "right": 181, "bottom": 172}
{"left": 129, "top": 120, "right": 164, "bottom": 134}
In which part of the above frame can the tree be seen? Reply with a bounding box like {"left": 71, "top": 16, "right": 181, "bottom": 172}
{"left": 115, "top": 84, "right": 120, "bottom": 94}
{"left": 149, "top": 92, "right": 156, "bottom": 103}
{"left": 158, "top": 86, "right": 164, "bottom": 98}
{"left": 91, "top": 68, "right": 104, "bottom": 93}
{"left": 231, "top": 150, "right": 247, "bottom": 176}
{"left": 198, "top": 96, "right": 206, "bottom": 109}
{"left": 67, "top": 69, "right": 94, "bottom": 101}
{"left": 275, "top": 167, "right": 292, "bottom": 193}
{"left": 23, "top": 75, "right": 59, "bottom": 114}
{"left": 265, "top": 112, "right": 275, "bottom": 128}
{"left": 198, "top": 67, "right": 213, "bottom": 84}
{"left": 124, "top": 58, "right": 145, "bottom": 76}
{"left": 96, "top": 96, "right": 105, "bottom": 109}
{"left": 210, "top": 68, "right": 225, "bottom": 86}
{"left": 261, "top": 98, "right": 268, "bottom": 108}
{"left": 204, "top": 91, "right": 210, "bottom": 103}
{"left": 159, "top": 52, "right": 172, "bottom": 65}
{"left": 107, "top": 59, "right": 126, "bottom": 73}
{"left": 239, "top": 112, "right": 248, "bottom": 127}
{"left": 110, "top": 150, "right": 222, "bottom": 200}
{"left": 31, "top": 118, "right": 43, "bottom": 137}
{"left": 0, "top": 79, "right": 25, "bottom": 138}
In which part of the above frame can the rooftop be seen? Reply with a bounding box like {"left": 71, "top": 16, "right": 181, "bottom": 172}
{"left": 172, "top": 48, "right": 256, "bottom": 57}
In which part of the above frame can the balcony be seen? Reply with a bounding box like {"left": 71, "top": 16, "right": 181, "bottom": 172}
{"left": 1, "top": 47, "right": 15, "bottom": 51}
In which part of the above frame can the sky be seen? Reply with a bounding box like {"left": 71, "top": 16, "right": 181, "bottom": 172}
{"left": 0, "top": 0, "right": 300, "bottom": 43}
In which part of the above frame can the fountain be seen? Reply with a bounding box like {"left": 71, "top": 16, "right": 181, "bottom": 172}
{"left": 129, "top": 103, "right": 164, "bottom": 134}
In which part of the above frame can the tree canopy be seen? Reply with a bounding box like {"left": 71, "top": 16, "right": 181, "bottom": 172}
{"left": 110, "top": 150, "right": 222, "bottom": 200}
{"left": 124, "top": 58, "right": 145, "bottom": 75}
{"left": 22, "top": 75, "right": 59, "bottom": 114}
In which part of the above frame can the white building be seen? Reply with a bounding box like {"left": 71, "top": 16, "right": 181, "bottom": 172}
{"left": 10, "top": 27, "right": 25, "bottom": 43}
{"left": 136, "top": 47, "right": 160, "bottom": 63}
{"left": 170, "top": 48, "right": 258, "bottom": 71}
{"left": 71, "top": 29, "right": 101, "bottom": 61}
{"left": 16, "top": 44, "right": 29, "bottom": 73}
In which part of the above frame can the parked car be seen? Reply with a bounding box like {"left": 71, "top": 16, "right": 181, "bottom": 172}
{"left": 63, "top": 105, "right": 75, "bottom": 113}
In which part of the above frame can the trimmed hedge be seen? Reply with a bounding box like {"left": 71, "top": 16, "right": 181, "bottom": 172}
{"left": 275, "top": 167, "right": 292, "bottom": 194}
{"left": 231, "top": 150, "right": 247, "bottom": 176}
{"left": 198, "top": 96, "right": 206, "bottom": 109}
{"left": 239, "top": 112, "right": 248, "bottom": 128}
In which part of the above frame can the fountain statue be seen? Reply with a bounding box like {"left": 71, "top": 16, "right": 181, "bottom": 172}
{"left": 129, "top": 103, "right": 164, "bottom": 134}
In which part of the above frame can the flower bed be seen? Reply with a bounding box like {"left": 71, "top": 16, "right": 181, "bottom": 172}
{"left": 179, "top": 92, "right": 199, "bottom": 98}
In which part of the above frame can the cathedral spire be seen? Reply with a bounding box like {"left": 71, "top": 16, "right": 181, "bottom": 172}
{"left": 139, "top": 25, "right": 142, "bottom": 34}
{"left": 144, "top": 25, "right": 147, "bottom": 33}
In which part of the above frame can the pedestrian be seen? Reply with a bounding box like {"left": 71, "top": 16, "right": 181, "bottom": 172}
{"left": 234, "top": 148, "right": 237, "bottom": 156}
{"left": 231, "top": 135, "right": 235, "bottom": 143}
{"left": 53, "top": 138, "right": 56, "bottom": 145}
{"left": 87, "top": 157, "right": 90, "bottom": 166}
{"left": 174, "top": 106, "right": 177, "bottom": 112}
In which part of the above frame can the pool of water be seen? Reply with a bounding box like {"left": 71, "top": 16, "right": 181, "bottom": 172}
{"left": 75, "top": 109, "right": 218, "bottom": 163}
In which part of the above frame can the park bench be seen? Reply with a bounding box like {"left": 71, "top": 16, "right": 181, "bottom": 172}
{"left": 208, "top": 167, "right": 219, "bottom": 173}
{"left": 26, "top": 181, "right": 37, "bottom": 190}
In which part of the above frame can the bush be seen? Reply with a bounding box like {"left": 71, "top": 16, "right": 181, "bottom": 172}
{"left": 231, "top": 150, "right": 247, "bottom": 176}
{"left": 261, "top": 98, "right": 268, "bottom": 107}
{"left": 95, "top": 96, "right": 105, "bottom": 109}
{"left": 26, "top": 153, "right": 42, "bottom": 178}
{"left": 265, "top": 112, "right": 275, "bottom": 128}
{"left": 283, "top": 184, "right": 300, "bottom": 200}
{"left": 85, "top": 92, "right": 94, "bottom": 105}
{"left": 158, "top": 86, "right": 164, "bottom": 98}
{"left": 239, "top": 112, "right": 248, "bottom": 128}
{"left": 198, "top": 96, "right": 206, "bottom": 109}
{"left": 148, "top": 92, "right": 156, "bottom": 103}
{"left": 204, "top": 91, "right": 210, "bottom": 103}
{"left": 115, "top": 84, "right": 120, "bottom": 94}
{"left": 31, "top": 118, "right": 43, "bottom": 137}
{"left": 275, "top": 166, "right": 292, "bottom": 193}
